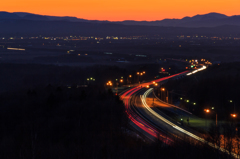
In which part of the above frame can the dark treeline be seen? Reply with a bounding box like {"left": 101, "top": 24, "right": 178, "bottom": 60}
{"left": 0, "top": 85, "right": 234, "bottom": 159}
{"left": 0, "top": 63, "right": 184, "bottom": 93}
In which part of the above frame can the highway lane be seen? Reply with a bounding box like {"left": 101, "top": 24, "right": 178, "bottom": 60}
{"left": 120, "top": 70, "right": 190, "bottom": 143}
{"left": 120, "top": 67, "right": 237, "bottom": 158}
{"left": 140, "top": 88, "right": 237, "bottom": 158}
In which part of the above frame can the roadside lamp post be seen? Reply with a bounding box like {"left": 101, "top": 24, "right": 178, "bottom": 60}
{"left": 204, "top": 109, "right": 210, "bottom": 131}
{"left": 161, "top": 88, "right": 165, "bottom": 101}
{"left": 115, "top": 79, "right": 119, "bottom": 95}
{"left": 128, "top": 75, "right": 132, "bottom": 84}
{"left": 231, "top": 114, "right": 237, "bottom": 125}
{"left": 211, "top": 107, "right": 218, "bottom": 127}
{"left": 140, "top": 73, "right": 143, "bottom": 83}
{"left": 137, "top": 72, "right": 140, "bottom": 84}
{"left": 153, "top": 83, "right": 158, "bottom": 104}
{"left": 231, "top": 114, "right": 237, "bottom": 118}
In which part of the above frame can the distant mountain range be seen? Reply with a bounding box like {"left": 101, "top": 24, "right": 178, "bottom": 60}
{"left": 0, "top": 11, "right": 240, "bottom": 36}
{"left": 119, "top": 13, "right": 240, "bottom": 28}
{"left": 1, "top": 11, "right": 240, "bottom": 28}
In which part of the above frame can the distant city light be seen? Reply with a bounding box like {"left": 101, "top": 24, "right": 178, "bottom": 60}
{"left": 7, "top": 47, "right": 25, "bottom": 51}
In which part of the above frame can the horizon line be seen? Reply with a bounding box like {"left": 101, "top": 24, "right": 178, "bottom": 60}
{"left": 2, "top": 11, "right": 240, "bottom": 22}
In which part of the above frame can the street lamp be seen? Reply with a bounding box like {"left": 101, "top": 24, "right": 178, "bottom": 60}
{"left": 161, "top": 88, "right": 165, "bottom": 101}
{"left": 231, "top": 114, "right": 237, "bottom": 118}
{"left": 137, "top": 72, "right": 140, "bottom": 84}
{"left": 107, "top": 81, "right": 112, "bottom": 86}
{"left": 204, "top": 109, "right": 210, "bottom": 130}
{"left": 153, "top": 83, "right": 158, "bottom": 104}
{"left": 204, "top": 109, "right": 210, "bottom": 113}
{"left": 127, "top": 75, "right": 132, "bottom": 85}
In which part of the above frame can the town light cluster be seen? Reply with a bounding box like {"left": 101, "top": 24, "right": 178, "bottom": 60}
{"left": 187, "top": 65, "right": 207, "bottom": 76}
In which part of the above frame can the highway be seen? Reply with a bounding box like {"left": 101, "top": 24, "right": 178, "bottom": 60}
{"left": 120, "top": 67, "right": 237, "bottom": 158}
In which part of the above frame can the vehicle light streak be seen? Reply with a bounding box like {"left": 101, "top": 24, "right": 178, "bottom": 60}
{"left": 141, "top": 88, "right": 237, "bottom": 158}
{"left": 121, "top": 86, "right": 173, "bottom": 144}
{"left": 187, "top": 65, "right": 207, "bottom": 76}
{"left": 120, "top": 70, "right": 191, "bottom": 144}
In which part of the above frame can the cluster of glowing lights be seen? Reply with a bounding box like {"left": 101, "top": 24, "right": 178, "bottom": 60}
{"left": 187, "top": 66, "right": 207, "bottom": 76}
{"left": 106, "top": 81, "right": 112, "bottom": 86}
{"left": 87, "top": 77, "right": 95, "bottom": 81}
{"left": 137, "top": 71, "right": 146, "bottom": 75}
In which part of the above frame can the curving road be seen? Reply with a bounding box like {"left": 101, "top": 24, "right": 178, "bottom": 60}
{"left": 120, "top": 68, "right": 237, "bottom": 158}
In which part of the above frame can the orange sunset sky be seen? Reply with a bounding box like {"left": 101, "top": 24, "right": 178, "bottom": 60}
{"left": 1, "top": 0, "right": 240, "bottom": 21}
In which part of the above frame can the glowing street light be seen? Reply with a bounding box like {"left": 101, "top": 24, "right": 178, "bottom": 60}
{"left": 231, "top": 114, "right": 237, "bottom": 118}
{"left": 155, "top": 83, "right": 158, "bottom": 86}
{"left": 120, "top": 79, "right": 123, "bottom": 83}
{"left": 204, "top": 109, "right": 210, "bottom": 113}
{"left": 129, "top": 75, "right": 132, "bottom": 78}
{"left": 161, "top": 88, "right": 165, "bottom": 91}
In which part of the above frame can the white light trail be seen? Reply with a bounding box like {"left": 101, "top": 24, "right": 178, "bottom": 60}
{"left": 187, "top": 65, "right": 207, "bottom": 76}
{"left": 141, "top": 88, "right": 237, "bottom": 158}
